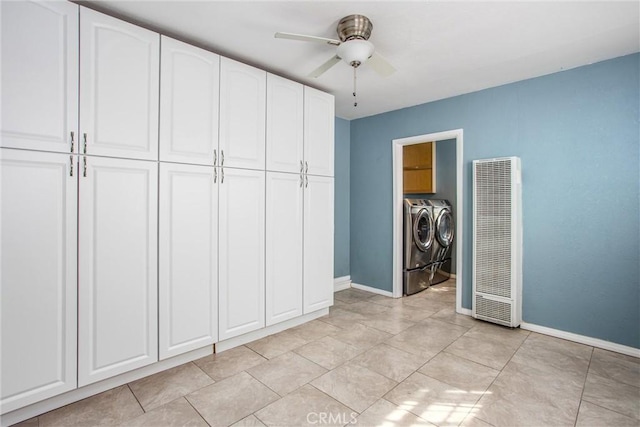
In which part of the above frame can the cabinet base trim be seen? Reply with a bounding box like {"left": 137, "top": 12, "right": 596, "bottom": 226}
{"left": 0, "top": 346, "right": 212, "bottom": 427}
{"left": 215, "top": 308, "right": 329, "bottom": 353}
{"left": 334, "top": 276, "right": 351, "bottom": 292}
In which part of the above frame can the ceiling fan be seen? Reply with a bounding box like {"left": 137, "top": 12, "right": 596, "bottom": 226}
{"left": 275, "top": 14, "right": 396, "bottom": 106}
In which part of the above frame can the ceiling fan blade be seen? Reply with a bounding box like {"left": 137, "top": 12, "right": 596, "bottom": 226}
{"left": 367, "top": 52, "right": 396, "bottom": 77}
{"left": 274, "top": 32, "right": 340, "bottom": 46}
{"left": 308, "top": 55, "right": 341, "bottom": 78}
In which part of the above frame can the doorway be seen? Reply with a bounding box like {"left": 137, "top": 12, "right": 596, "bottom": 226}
{"left": 391, "top": 129, "right": 469, "bottom": 316}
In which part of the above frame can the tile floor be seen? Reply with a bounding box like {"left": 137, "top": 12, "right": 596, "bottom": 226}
{"left": 14, "top": 280, "right": 640, "bottom": 427}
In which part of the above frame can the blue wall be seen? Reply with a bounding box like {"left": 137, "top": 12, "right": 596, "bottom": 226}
{"left": 334, "top": 117, "right": 351, "bottom": 278}
{"left": 350, "top": 53, "right": 639, "bottom": 348}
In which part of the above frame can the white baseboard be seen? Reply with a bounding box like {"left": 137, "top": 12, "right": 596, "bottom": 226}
{"left": 351, "top": 282, "right": 393, "bottom": 297}
{"left": 520, "top": 322, "right": 640, "bottom": 359}
{"left": 334, "top": 275, "right": 351, "bottom": 292}
{"left": 0, "top": 346, "right": 213, "bottom": 427}
{"left": 457, "top": 307, "right": 472, "bottom": 316}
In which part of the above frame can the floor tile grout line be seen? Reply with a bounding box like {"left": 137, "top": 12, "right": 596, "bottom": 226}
{"left": 461, "top": 324, "right": 532, "bottom": 427}
{"left": 183, "top": 395, "right": 212, "bottom": 427}
{"left": 573, "top": 347, "right": 595, "bottom": 427}
{"left": 126, "top": 383, "right": 147, "bottom": 414}
{"left": 307, "top": 383, "right": 363, "bottom": 417}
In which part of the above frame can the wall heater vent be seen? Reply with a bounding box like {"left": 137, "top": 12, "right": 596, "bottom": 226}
{"left": 472, "top": 157, "right": 522, "bottom": 327}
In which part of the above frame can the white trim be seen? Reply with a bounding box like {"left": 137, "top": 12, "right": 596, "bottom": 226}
{"left": 215, "top": 308, "right": 329, "bottom": 353}
{"left": 0, "top": 346, "right": 213, "bottom": 427}
{"left": 334, "top": 275, "right": 352, "bottom": 292}
{"left": 351, "top": 282, "right": 393, "bottom": 297}
{"left": 457, "top": 307, "right": 472, "bottom": 316}
{"left": 520, "top": 322, "right": 640, "bottom": 359}
{"left": 392, "top": 129, "right": 464, "bottom": 314}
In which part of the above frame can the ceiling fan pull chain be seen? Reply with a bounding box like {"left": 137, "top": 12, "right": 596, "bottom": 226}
{"left": 353, "top": 66, "right": 358, "bottom": 107}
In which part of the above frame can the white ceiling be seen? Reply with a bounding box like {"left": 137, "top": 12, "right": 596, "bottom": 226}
{"left": 85, "top": 1, "right": 640, "bottom": 120}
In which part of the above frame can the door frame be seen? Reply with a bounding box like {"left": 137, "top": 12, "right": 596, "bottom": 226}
{"left": 391, "top": 129, "right": 469, "bottom": 315}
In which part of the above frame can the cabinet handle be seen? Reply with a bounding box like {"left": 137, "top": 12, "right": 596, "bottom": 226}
{"left": 70, "top": 131, "right": 75, "bottom": 153}
{"left": 69, "top": 156, "right": 74, "bottom": 177}
{"left": 221, "top": 150, "right": 225, "bottom": 166}
{"left": 214, "top": 168, "right": 217, "bottom": 183}
{"left": 214, "top": 149, "right": 217, "bottom": 166}
{"left": 83, "top": 156, "right": 87, "bottom": 177}
{"left": 305, "top": 161, "right": 308, "bottom": 174}
{"left": 221, "top": 168, "right": 224, "bottom": 184}
{"left": 299, "top": 172, "right": 303, "bottom": 188}
{"left": 300, "top": 160, "right": 303, "bottom": 173}
{"left": 83, "top": 133, "right": 87, "bottom": 154}
{"left": 305, "top": 175, "right": 308, "bottom": 188}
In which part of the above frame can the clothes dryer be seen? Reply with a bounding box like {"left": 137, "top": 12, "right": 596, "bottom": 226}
{"left": 403, "top": 199, "right": 435, "bottom": 295}
{"left": 428, "top": 199, "right": 455, "bottom": 285}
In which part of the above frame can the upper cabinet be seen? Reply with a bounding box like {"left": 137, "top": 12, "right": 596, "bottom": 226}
{"left": 1, "top": 0, "right": 78, "bottom": 154}
{"left": 304, "top": 87, "right": 335, "bottom": 177}
{"left": 219, "top": 58, "right": 266, "bottom": 170}
{"left": 160, "top": 36, "right": 220, "bottom": 165}
{"left": 80, "top": 7, "right": 159, "bottom": 160}
{"left": 403, "top": 142, "right": 436, "bottom": 194}
{"left": 266, "top": 74, "right": 304, "bottom": 174}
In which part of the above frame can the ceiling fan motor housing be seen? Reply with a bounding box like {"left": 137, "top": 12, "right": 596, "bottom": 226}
{"left": 337, "top": 14, "right": 373, "bottom": 41}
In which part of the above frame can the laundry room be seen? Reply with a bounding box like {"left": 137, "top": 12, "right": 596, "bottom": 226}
{"left": 402, "top": 138, "right": 457, "bottom": 295}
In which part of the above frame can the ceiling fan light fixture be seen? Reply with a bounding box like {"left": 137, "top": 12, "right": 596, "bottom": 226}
{"left": 336, "top": 39, "right": 374, "bottom": 67}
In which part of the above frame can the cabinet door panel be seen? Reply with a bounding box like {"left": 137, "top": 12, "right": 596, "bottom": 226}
{"left": 1, "top": 150, "right": 77, "bottom": 413}
{"left": 159, "top": 163, "right": 218, "bottom": 359}
{"left": 304, "top": 175, "right": 334, "bottom": 313}
{"left": 304, "top": 87, "right": 334, "bottom": 177}
{"left": 266, "top": 172, "right": 303, "bottom": 326}
{"left": 219, "top": 58, "right": 266, "bottom": 170}
{"left": 1, "top": 0, "right": 78, "bottom": 153}
{"left": 266, "top": 75, "right": 303, "bottom": 173}
{"left": 160, "top": 36, "right": 220, "bottom": 165}
{"left": 218, "top": 168, "right": 265, "bottom": 340}
{"left": 78, "top": 157, "right": 158, "bottom": 386}
{"left": 80, "top": 7, "right": 159, "bottom": 160}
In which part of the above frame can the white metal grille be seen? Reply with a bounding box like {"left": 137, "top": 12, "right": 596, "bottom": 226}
{"left": 475, "top": 295, "right": 512, "bottom": 325}
{"left": 474, "top": 159, "right": 512, "bottom": 298}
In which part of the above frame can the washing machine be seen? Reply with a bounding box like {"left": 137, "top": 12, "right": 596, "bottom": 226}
{"left": 403, "top": 199, "right": 435, "bottom": 295}
{"left": 428, "top": 199, "right": 455, "bottom": 285}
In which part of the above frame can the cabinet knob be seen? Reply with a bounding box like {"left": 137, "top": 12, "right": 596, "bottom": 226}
{"left": 83, "top": 133, "right": 88, "bottom": 154}
{"left": 70, "top": 131, "right": 75, "bottom": 153}
{"left": 83, "top": 156, "right": 87, "bottom": 177}
{"left": 69, "top": 156, "right": 74, "bottom": 177}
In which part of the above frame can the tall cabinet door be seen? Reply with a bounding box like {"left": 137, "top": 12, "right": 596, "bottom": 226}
{"left": 304, "top": 87, "right": 335, "bottom": 177}
{"left": 78, "top": 156, "right": 158, "bottom": 386}
{"left": 159, "top": 163, "right": 218, "bottom": 360}
{"left": 219, "top": 58, "right": 266, "bottom": 170}
{"left": 265, "top": 172, "right": 303, "bottom": 326}
{"left": 266, "top": 75, "right": 303, "bottom": 173}
{"left": 80, "top": 7, "right": 159, "bottom": 160}
{"left": 303, "top": 175, "right": 335, "bottom": 313}
{"left": 1, "top": 0, "right": 78, "bottom": 153}
{"left": 160, "top": 36, "right": 220, "bottom": 165}
{"left": 1, "top": 150, "right": 77, "bottom": 414}
{"left": 218, "top": 168, "right": 265, "bottom": 340}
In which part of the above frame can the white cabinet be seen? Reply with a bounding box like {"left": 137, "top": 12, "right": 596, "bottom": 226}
{"left": 160, "top": 36, "right": 220, "bottom": 165}
{"left": 266, "top": 75, "right": 304, "bottom": 174}
{"left": 303, "top": 175, "right": 335, "bottom": 313}
{"left": 218, "top": 168, "right": 265, "bottom": 340}
{"left": 265, "top": 172, "right": 304, "bottom": 326}
{"left": 304, "top": 87, "right": 335, "bottom": 177}
{"left": 78, "top": 156, "right": 158, "bottom": 386}
{"left": 1, "top": 0, "right": 78, "bottom": 154}
{"left": 0, "top": 149, "right": 78, "bottom": 414}
{"left": 80, "top": 7, "right": 159, "bottom": 160}
{"left": 159, "top": 163, "right": 218, "bottom": 360}
{"left": 219, "top": 58, "right": 266, "bottom": 170}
